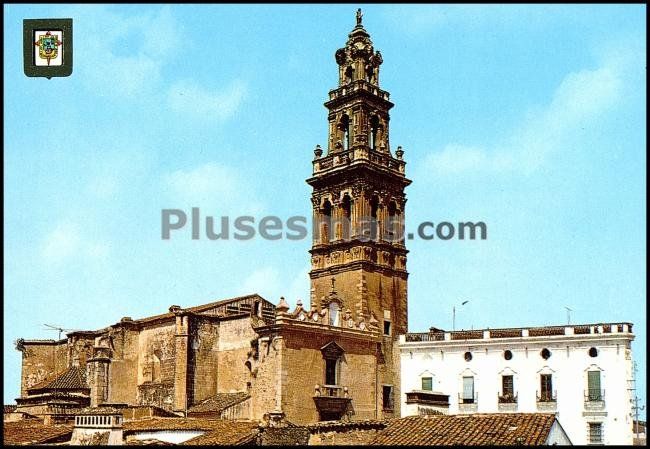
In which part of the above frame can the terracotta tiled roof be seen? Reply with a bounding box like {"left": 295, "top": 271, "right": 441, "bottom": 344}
{"left": 2, "top": 420, "right": 73, "bottom": 445}
{"left": 27, "top": 366, "right": 89, "bottom": 392}
{"left": 306, "top": 419, "right": 387, "bottom": 431}
{"left": 370, "top": 413, "right": 557, "bottom": 446}
{"left": 182, "top": 421, "right": 259, "bottom": 445}
{"left": 4, "top": 404, "right": 17, "bottom": 413}
{"left": 187, "top": 392, "right": 250, "bottom": 414}
{"left": 126, "top": 438, "right": 176, "bottom": 445}
{"left": 258, "top": 423, "right": 310, "bottom": 446}
{"left": 123, "top": 418, "right": 256, "bottom": 433}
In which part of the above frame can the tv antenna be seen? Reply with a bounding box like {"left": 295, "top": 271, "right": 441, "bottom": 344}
{"left": 564, "top": 306, "right": 573, "bottom": 325}
{"left": 43, "top": 323, "right": 79, "bottom": 341}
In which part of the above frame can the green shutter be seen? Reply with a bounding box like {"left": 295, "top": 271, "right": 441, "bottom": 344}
{"left": 588, "top": 370, "right": 601, "bottom": 400}
{"left": 422, "top": 377, "right": 433, "bottom": 391}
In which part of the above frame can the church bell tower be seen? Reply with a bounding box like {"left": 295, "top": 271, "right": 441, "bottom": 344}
{"left": 308, "top": 9, "right": 411, "bottom": 338}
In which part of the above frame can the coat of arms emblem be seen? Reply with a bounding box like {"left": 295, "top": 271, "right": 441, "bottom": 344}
{"left": 34, "top": 31, "right": 62, "bottom": 66}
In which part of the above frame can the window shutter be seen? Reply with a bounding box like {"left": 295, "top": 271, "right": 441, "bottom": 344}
{"left": 463, "top": 376, "right": 474, "bottom": 399}
{"left": 588, "top": 370, "right": 601, "bottom": 400}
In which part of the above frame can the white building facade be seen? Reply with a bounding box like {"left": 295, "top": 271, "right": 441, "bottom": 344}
{"left": 399, "top": 322, "right": 635, "bottom": 445}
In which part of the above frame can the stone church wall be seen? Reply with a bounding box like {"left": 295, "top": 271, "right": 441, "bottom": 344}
{"left": 216, "top": 317, "right": 258, "bottom": 394}
{"left": 19, "top": 341, "right": 68, "bottom": 396}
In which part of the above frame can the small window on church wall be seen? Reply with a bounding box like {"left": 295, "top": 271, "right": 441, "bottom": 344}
{"left": 329, "top": 302, "right": 340, "bottom": 326}
{"left": 589, "top": 347, "right": 598, "bottom": 357}
{"left": 383, "top": 320, "right": 391, "bottom": 336}
{"left": 382, "top": 385, "right": 394, "bottom": 410}
{"left": 253, "top": 301, "right": 260, "bottom": 317}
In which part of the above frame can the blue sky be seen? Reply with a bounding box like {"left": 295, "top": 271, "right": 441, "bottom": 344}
{"left": 4, "top": 4, "right": 646, "bottom": 417}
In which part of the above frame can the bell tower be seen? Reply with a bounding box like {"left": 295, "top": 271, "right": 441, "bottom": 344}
{"left": 308, "top": 9, "right": 411, "bottom": 338}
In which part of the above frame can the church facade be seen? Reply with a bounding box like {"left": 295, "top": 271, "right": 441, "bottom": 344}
{"left": 15, "top": 13, "right": 409, "bottom": 426}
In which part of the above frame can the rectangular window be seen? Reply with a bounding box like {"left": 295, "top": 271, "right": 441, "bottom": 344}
{"left": 589, "top": 422, "right": 603, "bottom": 443}
{"left": 383, "top": 320, "right": 391, "bottom": 336}
{"left": 325, "top": 359, "right": 337, "bottom": 386}
{"left": 421, "top": 377, "right": 433, "bottom": 391}
{"left": 588, "top": 371, "right": 602, "bottom": 401}
{"left": 462, "top": 376, "right": 475, "bottom": 403}
{"left": 540, "top": 374, "right": 553, "bottom": 401}
{"left": 382, "top": 385, "right": 394, "bottom": 410}
{"left": 502, "top": 375, "right": 514, "bottom": 397}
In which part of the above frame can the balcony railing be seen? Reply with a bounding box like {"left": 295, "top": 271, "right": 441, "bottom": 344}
{"left": 585, "top": 389, "right": 605, "bottom": 402}
{"left": 315, "top": 384, "right": 349, "bottom": 398}
{"left": 458, "top": 393, "right": 478, "bottom": 405}
{"left": 498, "top": 393, "right": 518, "bottom": 404}
{"left": 536, "top": 390, "right": 557, "bottom": 403}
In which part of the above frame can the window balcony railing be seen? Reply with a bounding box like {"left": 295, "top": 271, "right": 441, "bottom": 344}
{"left": 458, "top": 393, "right": 478, "bottom": 405}
{"left": 315, "top": 384, "right": 349, "bottom": 398}
{"left": 536, "top": 390, "right": 557, "bottom": 403}
{"left": 498, "top": 393, "right": 518, "bottom": 404}
{"left": 585, "top": 389, "right": 605, "bottom": 402}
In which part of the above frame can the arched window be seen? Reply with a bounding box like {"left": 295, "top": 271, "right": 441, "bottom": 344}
{"left": 340, "top": 114, "right": 351, "bottom": 151}
{"left": 369, "top": 115, "right": 379, "bottom": 150}
{"left": 345, "top": 65, "right": 354, "bottom": 84}
{"left": 370, "top": 195, "right": 379, "bottom": 241}
{"left": 386, "top": 201, "right": 398, "bottom": 240}
{"left": 341, "top": 194, "right": 351, "bottom": 240}
{"left": 321, "top": 200, "right": 332, "bottom": 243}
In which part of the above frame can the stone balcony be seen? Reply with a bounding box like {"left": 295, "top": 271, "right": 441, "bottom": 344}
{"left": 312, "top": 147, "right": 406, "bottom": 176}
{"left": 313, "top": 384, "right": 352, "bottom": 421}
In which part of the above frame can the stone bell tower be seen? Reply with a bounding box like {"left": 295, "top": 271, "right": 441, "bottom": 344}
{"left": 307, "top": 9, "right": 411, "bottom": 339}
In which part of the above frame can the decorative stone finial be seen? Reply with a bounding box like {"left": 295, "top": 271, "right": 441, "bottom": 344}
{"left": 276, "top": 297, "right": 290, "bottom": 313}
{"left": 314, "top": 144, "right": 323, "bottom": 158}
{"left": 395, "top": 146, "right": 404, "bottom": 160}
{"left": 169, "top": 305, "right": 181, "bottom": 314}
{"left": 356, "top": 8, "right": 363, "bottom": 26}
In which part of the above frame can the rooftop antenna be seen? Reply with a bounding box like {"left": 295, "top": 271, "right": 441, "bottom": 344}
{"left": 452, "top": 300, "right": 469, "bottom": 331}
{"left": 631, "top": 361, "right": 645, "bottom": 441}
{"left": 564, "top": 306, "right": 572, "bottom": 325}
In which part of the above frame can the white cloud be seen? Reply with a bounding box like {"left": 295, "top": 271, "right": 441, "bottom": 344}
{"left": 424, "top": 45, "right": 631, "bottom": 176}
{"left": 71, "top": 6, "right": 182, "bottom": 98}
{"left": 167, "top": 79, "right": 247, "bottom": 122}
{"left": 163, "top": 162, "right": 264, "bottom": 213}
{"left": 41, "top": 221, "right": 110, "bottom": 263}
